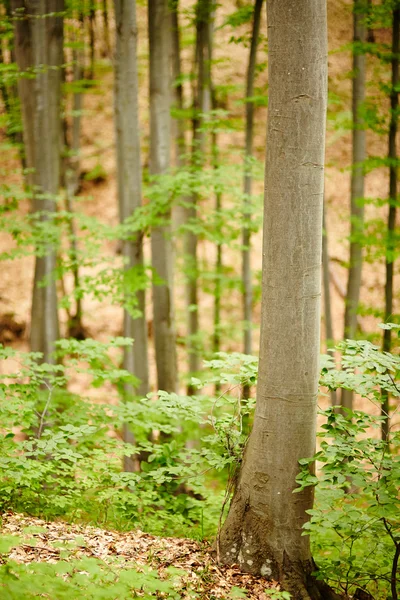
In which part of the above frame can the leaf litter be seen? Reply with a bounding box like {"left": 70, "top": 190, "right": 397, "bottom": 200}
{"left": 0, "top": 512, "right": 282, "bottom": 599}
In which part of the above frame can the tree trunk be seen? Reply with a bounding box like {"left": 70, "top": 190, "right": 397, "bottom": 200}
{"left": 148, "top": 0, "right": 177, "bottom": 393}
{"left": 322, "top": 202, "right": 337, "bottom": 406}
{"left": 88, "top": 0, "right": 95, "bottom": 80}
{"left": 242, "top": 0, "right": 263, "bottom": 400}
{"left": 218, "top": 2, "right": 336, "bottom": 598}
{"left": 342, "top": 0, "right": 367, "bottom": 412}
{"left": 381, "top": 6, "right": 399, "bottom": 441}
{"left": 114, "top": 0, "right": 150, "bottom": 470}
{"left": 102, "top": 0, "right": 110, "bottom": 57}
{"left": 12, "top": 0, "right": 63, "bottom": 364}
{"left": 185, "top": 0, "right": 212, "bottom": 394}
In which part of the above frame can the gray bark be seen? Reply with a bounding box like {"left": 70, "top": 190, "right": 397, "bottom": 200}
{"left": 382, "top": 6, "right": 399, "bottom": 441}
{"left": 12, "top": 0, "right": 63, "bottom": 363}
{"left": 218, "top": 1, "right": 333, "bottom": 598}
{"left": 114, "top": 0, "right": 150, "bottom": 470}
{"left": 186, "top": 0, "right": 212, "bottom": 394}
{"left": 342, "top": 1, "right": 367, "bottom": 411}
{"left": 149, "top": 0, "right": 177, "bottom": 393}
{"left": 242, "top": 0, "right": 263, "bottom": 361}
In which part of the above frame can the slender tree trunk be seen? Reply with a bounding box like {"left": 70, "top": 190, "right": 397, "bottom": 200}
{"left": 12, "top": 0, "right": 63, "bottom": 364}
{"left": 242, "top": 0, "right": 263, "bottom": 400}
{"left": 342, "top": 0, "right": 367, "bottom": 412}
{"left": 381, "top": 7, "right": 399, "bottom": 442}
{"left": 322, "top": 202, "right": 337, "bottom": 405}
{"left": 148, "top": 0, "right": 177, "bottom": 393}
{"left": 63, "top": 18, "right": 85, "bottom": 339}
{"left": 102, "top": 0, "right": 110, "bottom": 57}
{"left": 88, "top": 0, "right": 95, "bottom": 80}
{"left": 0, "top": 6, "right": 25, "bottom": 169}
{"left": 212, "top": 128, "right": 222, "bottom": 378}
{"left": 114, "top": 0, "right": 150, "bottom": 470}
{"left": 218, "top": 3, "right": 337, "bottom": 598}
{"left": 186, "top": 0, "right": 212, "bottom": 394}
{"left": 171, "top": 0, "right": 186, "bottom": 168}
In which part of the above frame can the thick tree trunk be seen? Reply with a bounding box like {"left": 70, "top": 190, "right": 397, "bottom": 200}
{"left": 12, "top": 0, "right": 63, "bottom": 364}
{"left": 381, "top": 7, "right": 399, "bottom": 441}
{"left": 342, "top": 0, "right": 367, "bottom": 412}
{"left": 148, "top": 0, "right": 177, "bottom": 393}
{"left": 242, "top": 0, "right": 263, "bottom": 361}
{"left": 114, "top": 0, "right": 150, "bottom": 470}
{"left": 218, "top": 2, "right": 336, "bottom": 598}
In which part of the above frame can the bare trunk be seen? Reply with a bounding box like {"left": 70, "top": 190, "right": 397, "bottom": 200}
{"left": 12, "top": 0, "right": 63, "bottom": 364}
{"left": 185, "top": 0, "right": 212, "bottom": 394}
{"left": 114, "top": 0, "right": 150, "bottom": 470}
{"left": 322, "top": 203, "right": 337, "bottom": 405}
{"left": 149, "top": 0, "right": 177, "bottom": 393}
{"left": 218, "top": 2, "right": 335, "bottom": 598}
{"left": 102, "top": 0, "right": 110, "bottom": 57}
{"left": 242, "top": 0, "right": 263, "bottom": 358}
{"left": 242, "top": 0, "right": 263, "bottom": 400}
{"left": 88, "top": 0, "right": 95, "bottom": 80}
{"left": 64, "top": 20, "right": 85, "bottom": 339}
{"left": 342, "top": 1, "right": 367, "bottom": 412}
{"left": 381, "top": 7, "right": 399, "bottom": 441}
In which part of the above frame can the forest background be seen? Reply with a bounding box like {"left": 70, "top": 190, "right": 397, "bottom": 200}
{"left": 0, "top": 0, "right": 399, "bottom": 599}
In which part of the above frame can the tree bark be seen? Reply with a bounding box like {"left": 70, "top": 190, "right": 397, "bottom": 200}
{"left": 148, "top": 0, "right": 177, "bottom": 393}
{"left": 242, "top": 0, "right": 263, "bottom": 360}
{"left": 381, "top": 6, "right": 399, "bottom": 441}
{"left": 342, "top": 0, "right": 367, "bottom": 412}
{"left": 242, "top": 0, "right": 263, "bottom": 401}
{"left": 218, "top": 2, "right": 335, "bottom": 598}
{"left": 185, "top": 0, "right": 212, "bottom": 394}
{"left": 114, "top": 0, "right": 150, "bottom": 468}
{"left": 12, "top": 0, "right": 63, "bottom": 364}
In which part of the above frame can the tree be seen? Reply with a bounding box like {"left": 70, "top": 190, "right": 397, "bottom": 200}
{"left": 218, "top": 2, "right": 337, "bottom": 598}
{"left": 148, "top": 0, "right": 177, "bottom": 393}
{"left": 381, "top": 5, "right": 399, "bottom": 441}
{"left": 185, "top": 0, "right": 213, "bottom": 393}
{"left": 242, "top": 0, "right": 263, "bottom": 362}
{"left": 114, "top": 0, "right": 149, "bottom": 469}
{"left": 12, "top": 0, "right": 64, "bottom": 363}
{"left": 342, "top": 0, "right": 368, "bottom": 412}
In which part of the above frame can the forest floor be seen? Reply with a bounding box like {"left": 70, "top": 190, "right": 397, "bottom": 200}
{"left": 0, "top": 513, "right": 278, "bottom": 599}
{"left": 0, "top": 0, "right": 398, "bottom": 598}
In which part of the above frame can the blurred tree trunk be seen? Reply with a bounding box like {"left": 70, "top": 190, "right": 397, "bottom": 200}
{"left": 342, "top": 0, "right": 367, "bottom": 412}
{"left": 114, "top": 0, "right": 149, "bottom": 471}
{"left": 186, "top": 0, "right": 212, "bottom": 394}
{"left": 0, "top": 1, "right": 25, "bottom": 168}
{"left": 322, "top": 202, "right": 337, "bottom": 406}
{"left": 242, "top": 0, "right": 263, "bottom": 400}
{"left": 218, "top": 2, "right": 337, "bottom": 598}
{"left": 381, "top": 6, "right": 399, "bottom": 441}
{"left": 12, "top": 0, "right": 63, "bottom": 364}
{"left": 88, "top": 0, "right": 95, "bottom": 79}
{"left": 148, "top": 0, "right": 177, "bottom": 393}
{"left": 102, "top": 0, "right": 110, "bottom": 57}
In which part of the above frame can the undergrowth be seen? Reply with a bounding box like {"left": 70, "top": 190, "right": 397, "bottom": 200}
{"left": 0, "top": 333, "right": 399, "bottom": 598}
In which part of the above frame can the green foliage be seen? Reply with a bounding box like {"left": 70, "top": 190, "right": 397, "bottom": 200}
{"left": 0, "top": 342, "right": 254, "bottom": 539}
{"left": 297, "top": 338, "right": 400, "bottom": 599}
{"left": 0, "top": 554, "right": 184, "bottom": 599}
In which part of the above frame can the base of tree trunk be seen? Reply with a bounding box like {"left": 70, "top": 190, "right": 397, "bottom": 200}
{"left": 217, "top": 548, "right": 342, "bottom": 600}
{"left": 216, "top": 489, "right": 342, "bottom": 600}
